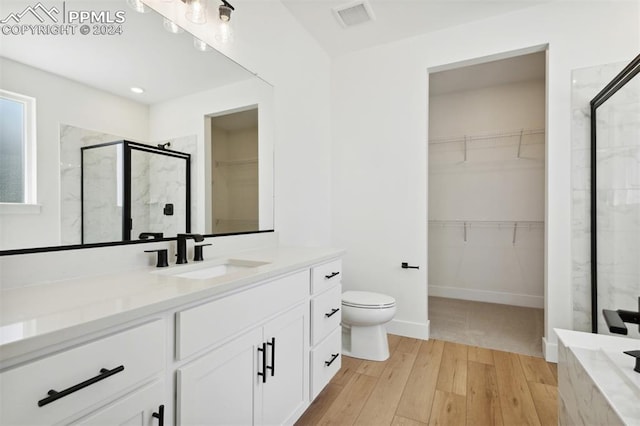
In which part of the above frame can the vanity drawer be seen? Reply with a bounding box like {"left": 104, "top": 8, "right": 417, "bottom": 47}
{"left": 311, "top": 284, "right": 342, "bottom": 345}
{"left": 311, "top": 259, "right": 342, "bottom": 294}
{"left": 310, "top": 327, "right": 342, "bottom": 399}
{"left": 0, "top": 320, "right": 165, "bottom": 425}
{"left": 176, "top": 269, "right": 309, "bottom": 360}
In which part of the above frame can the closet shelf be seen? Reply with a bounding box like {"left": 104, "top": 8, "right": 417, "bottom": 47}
{"left": 429, "top": 128, "right": 545, "bottom": 145}
{"left": 429, "top": 128, "right": 545, "bottom": 161}
{"left": 429, "top": 220, "right": 544, "bottom": 244}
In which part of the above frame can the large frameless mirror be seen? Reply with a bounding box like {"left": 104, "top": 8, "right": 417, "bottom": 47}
{"left": 0, "top": 0, "right": 275, "bottom": 253}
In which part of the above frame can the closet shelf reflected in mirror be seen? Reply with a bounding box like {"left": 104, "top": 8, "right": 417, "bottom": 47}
{"left": 215, "top": 158, "right": 258, "bottom": 167}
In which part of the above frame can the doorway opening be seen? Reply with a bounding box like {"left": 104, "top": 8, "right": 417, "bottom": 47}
{"left": 427, "top": 50, "right": 547, "bottom": 357}
{"left": 208, "top": 107, "right": 259, "bottom": 234}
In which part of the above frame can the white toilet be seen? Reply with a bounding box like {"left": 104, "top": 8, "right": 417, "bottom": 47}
{"left": 341, "top": 291, "right": 397, "bottom": 361}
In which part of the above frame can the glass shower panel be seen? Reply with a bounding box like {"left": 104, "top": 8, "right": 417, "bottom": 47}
{"left": 82, "top": 144, "right": 123, "bottom": 244}
{"left": 595, "top": 71, "right": 640, "bottom": 336}
{"left": 130, "top": 148, "right": 188, "bottom": 240}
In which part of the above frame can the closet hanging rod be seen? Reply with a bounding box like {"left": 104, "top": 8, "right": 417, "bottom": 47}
{"left": 429, "top": 128, "right": 545, "bottom": 145}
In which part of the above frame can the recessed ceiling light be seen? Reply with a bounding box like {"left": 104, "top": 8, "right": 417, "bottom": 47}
{"left": 130, "top": 87, "right": 145, "bottom": 94}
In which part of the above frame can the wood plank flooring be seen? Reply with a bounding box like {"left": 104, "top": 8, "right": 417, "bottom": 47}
{"left": 296, "top": 335, "right": 558, "bottom": 426}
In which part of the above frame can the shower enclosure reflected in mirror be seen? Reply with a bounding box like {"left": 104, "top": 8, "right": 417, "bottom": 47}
{"left": 591, "top": 54, "right": 640, "bottom": 336}
{"left": 81, "top": 141, "right": 190, "bottom": 244}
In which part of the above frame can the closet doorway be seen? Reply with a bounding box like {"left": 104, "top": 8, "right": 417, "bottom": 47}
{"left": 427, "top": 51, "right": 546, "bottom": 357}
{"left": 209, "top": 108, "right": 259, "bottom": 234}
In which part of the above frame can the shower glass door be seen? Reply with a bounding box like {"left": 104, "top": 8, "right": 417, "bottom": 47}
{"left": 592, "top": 55, "right": 640, "bottom": 336}
{"left": 130, "top": 147, "right": 190, "bottom": 240}
{"left": 81, "top": 143, "right": 123, "bottom": 244}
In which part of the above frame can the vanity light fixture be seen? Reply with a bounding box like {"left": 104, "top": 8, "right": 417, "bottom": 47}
{"left": 218, "top": 0, "right": 234, "bottom": 22}
{"left": 130, "top": 87, "right": 145, "bottom": 94}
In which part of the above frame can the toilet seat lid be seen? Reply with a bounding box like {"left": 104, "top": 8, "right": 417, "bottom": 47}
{"left": 342, "top": 291, "right": 396, "bottom": 308}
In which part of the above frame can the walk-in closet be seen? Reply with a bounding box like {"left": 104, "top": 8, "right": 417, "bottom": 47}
{"left": 427, "top": 51, "right": 546, "bottom": 357}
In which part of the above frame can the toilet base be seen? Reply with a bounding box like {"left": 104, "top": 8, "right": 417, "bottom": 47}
{"left": 342, "top": 323, "right": 390, "bottom": 361}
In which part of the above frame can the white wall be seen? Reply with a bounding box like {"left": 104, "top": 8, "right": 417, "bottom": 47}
{"left": 0, "top": 58, "right": 149, "bottom": 250}
{"left": 428, "top": 79, "right": 545, "bottom": 308}
{"left": 331, "top": 1, "right": 640, "bottom": 359}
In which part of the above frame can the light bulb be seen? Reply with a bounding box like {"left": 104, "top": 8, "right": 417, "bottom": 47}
{"left": 163, "top": 18, "right": 184, "bottom": 34}
{"left": 185, "top": 0, "right": 207, "bottom": 24}
{"left": 215, "top": 20, "right": 234, "bottom": 43}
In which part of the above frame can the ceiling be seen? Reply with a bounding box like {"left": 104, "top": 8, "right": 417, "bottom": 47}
{"left": 0, "top": 0, "right": 255, "bottom": 104}
{"left": 429, "top": 51, "right": 546, "bottom": 95}
{"left": 281, "top": 0, "right": 552, "bottom": 57}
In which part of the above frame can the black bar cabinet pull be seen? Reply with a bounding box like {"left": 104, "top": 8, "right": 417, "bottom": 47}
{"left": 38, "top": 365, "right": 125, "bottom": 407}
{"left": 152, "top": 404, "right": 165, "bottom": 426}
{"left": 401, "top": 262, "right": 419, "bottom": 269}
{"left": 257, "top": 342, "right": 267, "bottom": 383}
{"left": 325, "top": 308, "right": 340, "bottom": 318}
{"left": 267, "top": 337, "right": 276, "bottom": 377}
{"left": 325, "top": 353, "right": 339, "bottom": 367}
{"left": 325, "top": 271, "right": 340, "bottom": 279}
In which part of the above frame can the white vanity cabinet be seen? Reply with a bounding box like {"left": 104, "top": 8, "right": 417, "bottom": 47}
{"left": 176, "top": 271, "right": 310, "bottom": 426}
{"left": 309, "top": 259, "right": 343, "bottom": 399}
{"left": 0, "top": 320, "right": 166, "bottom": 426}
{"left": 1, "top": 249, "right": 346, "bottom": 426}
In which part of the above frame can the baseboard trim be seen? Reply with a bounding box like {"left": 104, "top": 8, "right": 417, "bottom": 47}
{"left": 543, "top": 337, "right": 558, "bottom": 363}
{"left": 386, "top": 319, "right": 429, "bottom": 340}
{"left": 429, "top": 285, "right": 544, "bottom": 309}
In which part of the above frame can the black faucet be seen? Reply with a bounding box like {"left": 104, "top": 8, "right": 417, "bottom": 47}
{"left": 603, "top": 297, "right": 640, "bottom": 335}
{"left": 139, "top": 232, "right": 164, "bottom": 240}
{"left": 176, "top": 233, "right": 204, "bottom": 264}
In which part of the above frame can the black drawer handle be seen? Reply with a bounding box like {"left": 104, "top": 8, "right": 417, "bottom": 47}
{"left": 266, "top": 337, "right": 275, "bottom": 377}
{"left": 257, "top": 342, "right": 267, "bottom": 383}
{"left": 325, "top": 353, "right": 339, "bottom": 367}
{"left": 38, "top": 365, "right": 125, "bottom": 407}
{"left": 324, "top": 271, "right": 340, "bottom": 280}
{"left": 152, "top": 404, "right": 165, "bottom": 426}
{"left": 325, "top": 308, "right": 340, "bottom": 318}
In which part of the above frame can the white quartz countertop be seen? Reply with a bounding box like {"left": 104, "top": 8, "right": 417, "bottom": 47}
{"left": 556, "top": 329, "right": 640, "bottom": 425}
{"left": 0, "top": 246, "right": 345, "bottom": 364}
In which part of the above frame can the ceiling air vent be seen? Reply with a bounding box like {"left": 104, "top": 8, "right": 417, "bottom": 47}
{"left": 333, "top": 1, "right": 375, "bottom": 28}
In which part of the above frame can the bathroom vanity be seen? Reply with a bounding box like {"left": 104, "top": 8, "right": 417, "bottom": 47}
{"left": 556, "top": 329, "right": 640, "bottom": 425}
{"left": 0, "top": 246, "right": 344, "bottom": 425}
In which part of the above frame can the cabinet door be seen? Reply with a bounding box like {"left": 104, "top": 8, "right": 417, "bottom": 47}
{"left": 177, "top": 328, "right": 262, "bottom": 426}
{"left": 73, "top": 379, "right": 165, "bottom": 426}
{"left": 261, "top": 304, "right": 309, "bottom": 426}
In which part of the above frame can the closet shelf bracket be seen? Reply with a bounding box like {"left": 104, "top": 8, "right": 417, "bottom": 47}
{"left": 516, "top": 129, "right": 524, "bottom": 158}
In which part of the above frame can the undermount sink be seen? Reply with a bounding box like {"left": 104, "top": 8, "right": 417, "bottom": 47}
{"left": 156, "top": 259, "right": 270, "bottom": 280}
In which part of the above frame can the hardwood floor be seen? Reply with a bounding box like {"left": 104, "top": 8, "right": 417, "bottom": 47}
{"left": 296, "top": 335, "right": 558, "bottom": 426}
